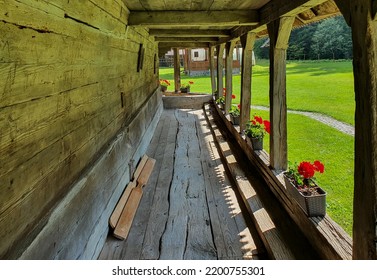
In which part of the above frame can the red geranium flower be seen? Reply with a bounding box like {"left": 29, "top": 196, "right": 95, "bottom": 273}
{"left": 189, "top": 81, "right": 194, "bottom": 84}
{"left": 237, "top": 104, "right": 241, "bottom": 109}
{"left": 313, "top": 160, "right": 325, "bottom": 173}
{"left": 298, "top": 161, "right": 316, "bottom": 179}
{"left": 231, "top": 94, "right": 236, "bottom": 99}
{"left": 263, "top": 120, "right": 270, "bottom": 134}
{"left": 254, "top": 116, "right": 263, "bottom": 124}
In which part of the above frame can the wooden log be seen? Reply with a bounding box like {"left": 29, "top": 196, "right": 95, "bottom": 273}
{"left": 209, "top": 46, "right": 217, "bottom": 96}
{"left": 173, "top": 48, "right": 181, "bottom": 93}
{"left": 225, "top": 40, "right": 237, "bottom": 114}
{"left": 335, "top": 0, "right": 377, "bottom": 260}
{"left": 113, "top": 158, "right": 156, "bottom": 240}
{"left": 240, "top": 32, "right": 256, "bottom": 131}
{"left": 267, "top": 16, "right": 295, "bottom": 171}
{"left": 216, "top": 44, "right": 225, "bottom": 100}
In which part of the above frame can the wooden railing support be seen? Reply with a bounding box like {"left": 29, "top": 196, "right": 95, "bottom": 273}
{"left": 267, "top": 16, "right": 294, "bottom": 171}
{"left": 209, "top": 46, "right": 217, "bottom": 97}
{"left": 216, "top": 43, "right": 226, "bottom": 100}
{"left": 173, "top": 48, "right": 181, "bottom": 92}
{"left": 225, "top": 40, "right": 237, "bottom": 114}
{"left": 240, "top": 32, "right": 256, "bottom": 131}
{"left": 335, "top": 0, "right": 377, "bottom": 260}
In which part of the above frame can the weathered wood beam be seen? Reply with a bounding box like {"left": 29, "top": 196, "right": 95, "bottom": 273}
{"left": 335, "top": 0, "right": 377, "bottom": 260}
{"left": 225, "top": 40, "right": 237, "bottom": 114}
{"left": 155, "top": 37, "right": 220, "bottom": 42}
{"left": 128, "top": 11, "right": 259, "bottom": 26}
{"left": 159, "top": 42, "right": 210, "bottom": 48}
{"left": 239, "top": 32, "right": 256, "bottom": 131}
{"left": 260, "top": 0, "right": 328, "bottom": 24}
{"left": 267, "top": 16, "right": 295, "bottom": 171}
{"left": 173, "top": 48, "right": 181, "bottom": 93}
{"left": 209, "top": 46, "right": 217, "bottom": 96}
{"left": 216, "top": 43, "right": 226, "bottom": 100}
{"left": 228, "top": 0, "right": 329, "bottom": 40}
{"left": 149, "top": 29, "right": 231, "bottom": 37}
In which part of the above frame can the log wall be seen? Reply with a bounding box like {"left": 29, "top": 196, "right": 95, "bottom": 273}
{"left": 0, "top": 0, "right": 160, "bottom": 259}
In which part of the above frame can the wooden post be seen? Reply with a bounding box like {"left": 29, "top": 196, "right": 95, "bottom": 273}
{"left": 173, "top": 48, "right": 181, "bottom": 92}
{"left": 336, "top": 0, "right": 377, "bottom": 260}
{"left": 240, "top": 32, "right": 256, "bottom": 131}
{"left": 267, "top": 17, "right": 294, "bottom": 171}
{"left": 217, "top": 43, "right": 226, "bottom": 99}
{"left": 225, "top": 40, "right": 236, "bottom": 114}
{"left": 209, "top": 46, "right": 217, "bottom": 97}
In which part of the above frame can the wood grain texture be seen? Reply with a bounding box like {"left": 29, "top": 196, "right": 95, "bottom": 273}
{"left": 240, "top": 32, "right": 256, "bottom": 131}
{"left": 342, "top": 0, "right": 377, "bottom": 260}
{"left": 225, "top": 40, "right": 237, "bottom": 114}
{"left": 100, "top": 108, "right": 259, "bottom": 260}
{"left": 216, "top": 44, "right": 225, "bottom": 100}
{"left": 211, "top": 102, "right": 352, "bottom": 259}
{"left": 0, "top": 0, "right": 159, "bottom": 258}
{"left": 267, "top": 17, "right": 294, "bottom": 171}
{"left": 209, "top": 46, "right": 217, "bottom": 96}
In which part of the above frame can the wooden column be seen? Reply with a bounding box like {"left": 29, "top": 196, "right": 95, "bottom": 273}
{"left": 217, "top": 43, "right": 226, "bottom": 99}
{"left": 225, "top": 40, "right": 237, "bottom": 114}
{"left": 336, "top": 0, "right": 377, "bottom": 260}
{"left": 209, "top": 46, "right": 217, "bottom": 97}
{"left": 267, "top": 17, "right": 294, "bottom": 171}
{"left": 173, "top": 48, "right": 181, "bottom": 93}
{"left": 240, "top": 32, "right": 256, "bottom": 131}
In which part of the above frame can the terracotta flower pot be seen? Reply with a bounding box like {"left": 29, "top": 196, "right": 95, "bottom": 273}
{"left": 161, "top": 85, "right": 167, "bottom": 92}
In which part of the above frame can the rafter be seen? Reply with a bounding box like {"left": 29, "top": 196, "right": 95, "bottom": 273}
{"left": 149, "top": 29, "right": 231, "bottom": 37}
{"left": 158, "top": 42, "right": 210, "bottom": 48}
{"left": 128, "top": 10, "right": 259, "bottom": 26}
{"left": 155, "top": 37, "right": 221, "bottom": 42}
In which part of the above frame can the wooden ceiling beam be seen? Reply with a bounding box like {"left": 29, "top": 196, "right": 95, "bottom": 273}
{"left": 149, "top": 29, "right": 231, "bottom": 37}
{"left": 158, "top": 42, "right": 210, "bottom": 49}
{"left": 155, "top": 37, "right": 221, "bottom": 42}
{"left": 128, "top": 10, "right": 259, "bottom": 26}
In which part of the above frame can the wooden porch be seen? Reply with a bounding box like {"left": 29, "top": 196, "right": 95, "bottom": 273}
{"left": 99, "top": 105, "right": 320, "bottom": 260}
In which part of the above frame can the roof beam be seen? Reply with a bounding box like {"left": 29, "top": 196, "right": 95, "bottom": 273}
{"left": 155, "top": 37, "right": 221, "bottom": 43}
{"left": 158, "top": 42, "right": 210, "bottom": 49}
{"left": 149, "top": 29, "right": 231, "bottom": 37}
{"left": 128, "top": 10, "right": 259, "bottom": 26}
{"left": 259, "top": 0, "right": 328, "bottom": 26}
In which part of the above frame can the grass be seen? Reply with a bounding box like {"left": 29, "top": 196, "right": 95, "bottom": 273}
{"left": 160, "top": 60, "right": 355, "bottom": 125}
{"left": 160, "top": 60, "right": 355, "bottom": 235}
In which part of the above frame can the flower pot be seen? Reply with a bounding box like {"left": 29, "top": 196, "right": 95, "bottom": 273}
{"left": 246, "top": 136, "right": 263, "bottom": 150}
{"left": 180, "top": 86, "right": 190, "bottom": 93}
{"left": 283, "top": 174, "right": 326, "bottom": 217}
{"left": 160, "top": 85, "right": 167, "bottom": 92}
{"left": 230, "top": 114, "right": 240, "bottom": 125}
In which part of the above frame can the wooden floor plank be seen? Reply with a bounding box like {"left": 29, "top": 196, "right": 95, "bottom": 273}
{"left": 159, "top": 110, "right": 216, "bottom": 260}
{"left": 100, "top": 108, "right": 267, "bottom": 260}
{"left": 194, "top": 109, "right": 254, "bottom": 259}
{"left": 117, "top": 112, "right": 172, "bottom": 259}
{"left": 98, "top": 112, "right": 169, "bottom": 260}
{"left": 140, "top": 110, "right": 179, "bottom": 259}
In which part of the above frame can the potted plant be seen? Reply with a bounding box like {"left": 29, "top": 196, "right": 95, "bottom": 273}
{"left": 215, "top": 96, "right": 225, "bottom": 109}
{"left": 180, "top": 80, "right": 194, "bottom": 93}
{"left": 159, "top": 79, "right": 170, "bottom": 92}
{"left": 244, "top": 115, "right": 270, "bottom": 150}
{"left": 284, "top": 161, "right": 326, "bottom": 217}
{"left": 229, "top": 104, "right": 240, "bottom": 125}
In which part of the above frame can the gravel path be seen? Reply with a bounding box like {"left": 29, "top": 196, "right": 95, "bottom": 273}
{"left": 252, "top": 105, "right": 355, "bottom": 137}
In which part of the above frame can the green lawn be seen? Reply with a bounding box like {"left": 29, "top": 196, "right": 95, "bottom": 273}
{"left": 160, "top": 60, "right": 355, "bottom": 235}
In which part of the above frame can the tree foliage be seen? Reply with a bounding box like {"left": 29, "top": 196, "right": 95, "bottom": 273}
{"left": 254, "top": 16, "right": 352, "bottom": 60}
